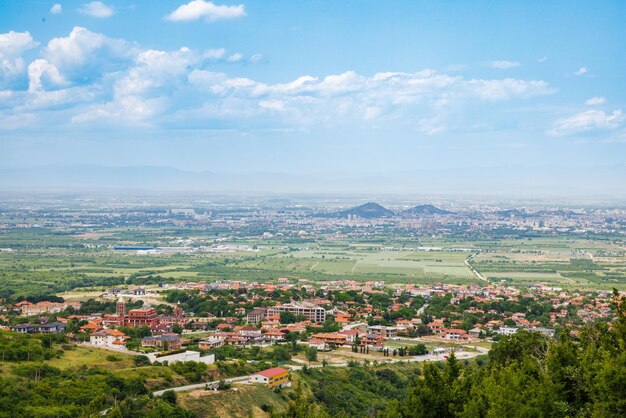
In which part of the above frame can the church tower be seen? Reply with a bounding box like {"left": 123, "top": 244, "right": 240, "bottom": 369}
{"left": 116, "top": 296, "right": 126, "bottom": 322}
{"left": 174, "top": 301, "right": 183, "bottom": 319}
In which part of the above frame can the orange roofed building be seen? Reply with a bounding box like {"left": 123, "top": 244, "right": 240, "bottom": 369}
{"left": 102, "top": 297, "right": 180, "bottom": 331}
{"left": 441, "top": 328, "right": 470, "bottom": 341}
{"left": 249, "top": 367, "right": 291, "bottom": 388}
{"left": 335, "top": 313, "right": 352, "bottom": 324}
{"left": 310, "top": 333, "right": 347, "bottom": 346}
{"left": 89, "top": 329, "right": 129, "bottom": 347}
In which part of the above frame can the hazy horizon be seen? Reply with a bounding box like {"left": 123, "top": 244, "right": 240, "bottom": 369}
{"left": 1, "top": 163, "right": 625, "bottom": 202}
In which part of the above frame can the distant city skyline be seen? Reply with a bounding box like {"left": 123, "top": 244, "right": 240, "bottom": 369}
{"left": 0, "top": 1, "right": 624, "bottom": 194}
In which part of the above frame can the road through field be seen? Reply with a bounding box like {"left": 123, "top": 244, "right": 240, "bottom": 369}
{"left": 465, "top": 253, "right": 489, "bottom": 282}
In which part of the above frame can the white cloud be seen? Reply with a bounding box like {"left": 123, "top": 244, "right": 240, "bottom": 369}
{"left": 50, "top": 4, "right": 63, "bottom": 14}
{"left": 490, "top": 60, "right": 520, "bottom": 69}
{"left": 165, "top": 0, "right": 246, "bottom": 22}
{"left": 550, "top": 109, "right": 625, "bottom": 136}
{"left": 203, "top": 48, "right": 226, "bottom": 59}
{"left": 249, "top": 53, "right": 262, "bottom": 63}
{"left": 21, "top": 84, "right": 97, "bottom": 110}
{"left": 0, "top": 31, "right": 38, "bottom": 57}
{"left": 574, "top": 67, "right": 588, "bottom": 76}
{"left": 16, "top": 27, "right": 138, "bottom": 112}
{"left": 68, "top": 65, "right": 554, "bottom": 128}
{"left": 72, "top": 47, "right": 203, "bottom": 124}
{"left": 115, "top": 48, "right": 193, "bottom": 97}
{"left": 585, "top": 96, "right": 605, "bottom": 106}
{"left": 78, "top": 1, "right": 114, "bottom": 18}
{"left": 469, "top": 78, "right": 553, "bottom": 101}
{"left": 72, "top": 95, "right": 166, "bottom": 125}
{"left": 27, "top": 59, "right": 66, "bottom": 91}
{"left": 0, "top": 32, "right": 557, "bottom": 132}
{"left": 178, "top": 69, "right": 553, "bottom": 131}
{"left": 41, "top": 27, "right": 136, "bottom": 83}
{"left": 538, "top": 56, "right": 548, "bottom": 63}
{"left": 0, "top": 31, "right": 39, "bottom": 88}
{"left": 226, "top": 52, "right": 243, "bottom": 62}
{"left": 259, "top": 100, "right": 285, "bottom": 111}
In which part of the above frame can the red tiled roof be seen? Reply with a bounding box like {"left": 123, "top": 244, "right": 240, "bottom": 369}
{"left": 264, "top": 330, "right": 285, "bottom": 336}
{"left": 339, "top": 329, "right": 365, "bottom": 335}
{"left": 257, "top": 367, "right": 289, "bottom": 378}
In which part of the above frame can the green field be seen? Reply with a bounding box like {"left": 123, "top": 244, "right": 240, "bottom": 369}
{"left": 1, "top": 225, "right": 625, "bottom": 298}
{"left": 272, "top": 249, "right": 475, "bottom": 278}
{"left": 44, "top": 345, "right": 136, "bottom": 370}
{"left": 468, "top": 236, "right": 626, "bottom": 288}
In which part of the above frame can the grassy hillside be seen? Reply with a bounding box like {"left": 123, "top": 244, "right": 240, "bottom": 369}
{"left": 178, "top": 385, "right": 288, "bottom": 418}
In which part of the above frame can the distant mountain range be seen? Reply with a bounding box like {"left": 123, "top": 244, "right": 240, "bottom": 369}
{"left": 1, "top": 164, "right": 625, "bottom": 198}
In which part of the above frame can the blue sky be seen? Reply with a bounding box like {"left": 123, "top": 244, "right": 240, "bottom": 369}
{"left": 0, "top": 1, "right": 625, "bottom": 188}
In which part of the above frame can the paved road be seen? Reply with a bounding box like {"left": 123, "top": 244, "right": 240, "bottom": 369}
{"left": 152, "top": 345, "right": 489, "bottom": 396}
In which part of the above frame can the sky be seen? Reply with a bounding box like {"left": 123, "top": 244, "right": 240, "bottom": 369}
{"left": 0, "top": 1, "right": 625, "bottom": 194}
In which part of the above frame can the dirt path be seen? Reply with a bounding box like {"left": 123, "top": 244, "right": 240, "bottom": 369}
{"left": 465, "top": 253, "right": 489, "bottom": 282}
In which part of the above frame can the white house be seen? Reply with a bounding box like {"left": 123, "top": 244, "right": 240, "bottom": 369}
{"left": 198, "top": 337, "right": 224, "bottom": 350}
{"left": 89, "top": 329, "right": 128, "bottom": 348}
{"left": 339, "top": 329, "right": 367, "bottom": 343}
{"left": 263, "top": 330, "right": 286, "bottom": 342}
{"left": 442, "top": 328, "right": 470, "bottom": 341}
{"left": 308, "top": 338, "right": 327, "bottom": 350}
{"left": 237, "top": 327, "right": 263, "bottom": 338}
{"left": 496, "top": 327, "right": 518, "bottom": 335}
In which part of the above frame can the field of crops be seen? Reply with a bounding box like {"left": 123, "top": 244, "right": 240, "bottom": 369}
{"left": 2, "top": 226, "right": 626, "bottom": 299}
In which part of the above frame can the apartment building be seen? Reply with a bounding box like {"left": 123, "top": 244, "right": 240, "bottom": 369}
{"left": 268, "top": 302, "right": 326, "bottom": 323}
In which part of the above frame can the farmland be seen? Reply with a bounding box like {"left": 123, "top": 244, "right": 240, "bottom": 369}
{"left": 2, "top": 234, "right": 626, "bottom": 302}
{"left": 2, "top": 224, "right": 626, "bottom": 300}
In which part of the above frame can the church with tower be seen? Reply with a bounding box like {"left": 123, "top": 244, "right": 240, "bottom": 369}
{"left": 103, "top": 296, "right": 185, "bottom": 334}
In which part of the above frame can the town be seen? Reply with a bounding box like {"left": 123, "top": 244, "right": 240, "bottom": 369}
{"left": 0, "top": 276, "right": 618, "bottom": 375}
